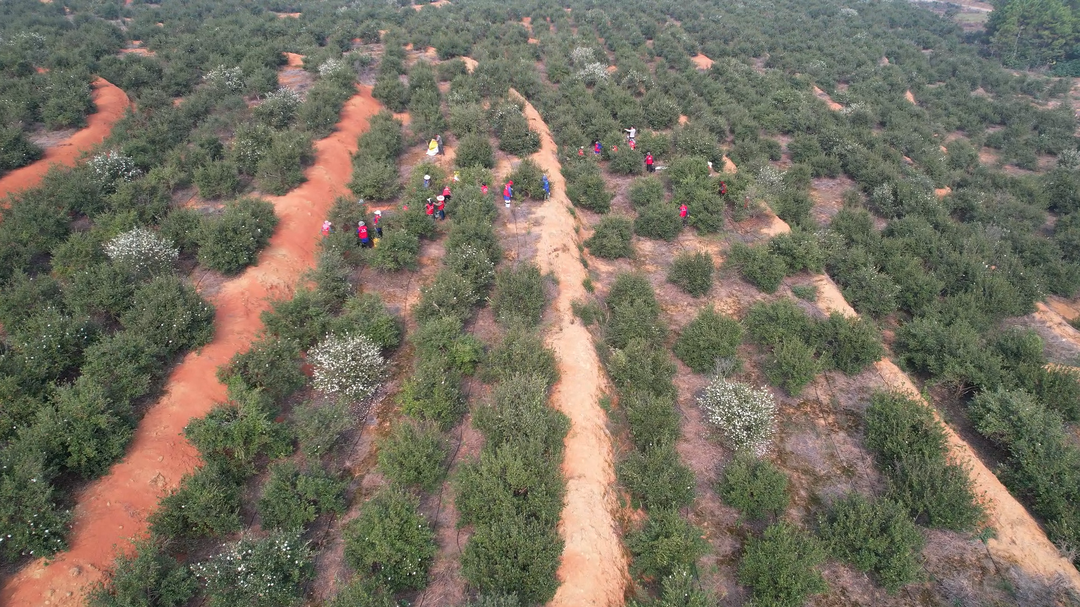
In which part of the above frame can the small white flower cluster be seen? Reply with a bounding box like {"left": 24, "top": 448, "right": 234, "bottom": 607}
{"left": 570, "top": 46, "right": 596, "bottom": 66}
{"left": 89, "top": 151, "right": 141, "bottom": 186}
{"left": 620, "top": 68, "right": 653, "bottom": 90}
{"left": 266, "top": 86, "right": 302, "bottom": 106}
{"left": 698, "top": 377, "right": 777, "bottom": 456}
{"left": 309, "top": 332, "right": 385, "bottom": 402}
{"left": 448, "top": 245, "right": 494, "bottom": 287}
{"left": 839, "top": 7, "right": 859, "bottom": 16}
{"left": 192, "top": 532, "right": 311, "bottom": 601}
{"left": 204, "top": 64, "right": 244, "bottom": 91}
{"left": 577, "top": 62, "right": 611, "bottom": 85}
{"left": 318, "top": 58, "right": 346, "bottom": 77}
{"left": 756, "top": 165, "right": 784, "bottom": 193}
{"left": 104, "top": 227, "right": 179, "bottom": 276}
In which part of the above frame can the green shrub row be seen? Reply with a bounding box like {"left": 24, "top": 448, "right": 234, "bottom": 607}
{"left": 596, "top": 272, "right": 708, "bottom": 600}
{"left": 744, "top": 299, "right": 883, "bottom": 395}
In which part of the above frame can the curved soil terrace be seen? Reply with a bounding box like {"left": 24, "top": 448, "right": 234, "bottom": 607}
{"left": 1011, "top": 301, "right": 1080, "bottom": 365}
{"left": 0, "top": 85, "right": 382, "bottom": 607}
{"left": 0, "top": 78, "right": 130, "bottom": 200}
{"left": 513, "top": 90, "right": 629, "bottom": 607}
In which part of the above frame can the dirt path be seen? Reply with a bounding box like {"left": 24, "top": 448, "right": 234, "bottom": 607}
{"left": 513, "top": 90, "right": 629, "bottom": 607}
{"left": 813, "top": 85, "right": 843, "bottom": 111}
{"left": 797, "top": 198, "right": 1080, "bottom": 591}
{"left": 0, "top": 85, "right": 382, "bottom": 607}
{"left": 0, "top": 78, "right": 130, "bottom": 200}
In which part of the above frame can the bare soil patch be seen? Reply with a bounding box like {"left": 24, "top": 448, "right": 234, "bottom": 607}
{"left": 0, "top": 86, "right": 383, "bottom": 607}
{"left": 809, "top": 175, "right": 855, "bottom": 226}
{"left": 691, "top": 53, "right": 713, "bottom": 70}
{"left": 904, "top": 89, "right": 916, "bottom": 105}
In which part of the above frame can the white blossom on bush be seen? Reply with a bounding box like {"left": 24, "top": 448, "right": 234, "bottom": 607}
{"left": 839, "top": 7, "right": 859, "bottom": 16}
{"left": 698, "top": 377, "right": 777, "bottom": 455}
{"left": 204, "top": 64, "right": 244, "bottom": 91}
{"left": 88, "top": 151, "right": 140, "bottom": 187}
{"left": 104, "top": 227, "right": 179, "bottom": 276}
{"left": 447, "top": 245, "right": 494, "bottom": 289}
{"left": 570, "top": 46, "right": 596, "bottom": 66}
{"left": 577, "top": 62, "right": 611, "bottom": 86}
{"left": 309, "top": 332, "right": 385, "bottom": 401}
{"left": 192, "top": 531, "right": 312, "bottom": 607}
{"left": 318, "top": 58, "right": 346, "bottom": 77}
{"left": 1057, "top": 148, "right": 1080, "bottom": 170}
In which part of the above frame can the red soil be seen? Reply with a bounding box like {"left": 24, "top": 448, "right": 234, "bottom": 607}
{"left": 514, "top": 90, "right": 629, "bottom": 607}
{"left": 813, "top": 85, "right": 843, "bottom": 111}
{"left": 691, "top": 53, "right": 713, "bottom": 70}
{"left": 0, "top": 78, "right": 130, "bottom": 200}
{"left": 0, "top": 85, "right": 382, "bottom": 607}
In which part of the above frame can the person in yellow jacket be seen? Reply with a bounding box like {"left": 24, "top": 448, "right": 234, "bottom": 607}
{"left": 427, "top": 138, "right": 439, "bottom": 156}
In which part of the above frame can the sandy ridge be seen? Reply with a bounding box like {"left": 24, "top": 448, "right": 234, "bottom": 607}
{"left": 512, "top": 90, "right": 630, "bottom": 607}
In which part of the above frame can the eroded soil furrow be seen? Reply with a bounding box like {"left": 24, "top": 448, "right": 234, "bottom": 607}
{"left": 0, "top": 85, "right": 381, "bottom": 607}
{"left": 515, "top": 91, "right": 629, "bottom": 607}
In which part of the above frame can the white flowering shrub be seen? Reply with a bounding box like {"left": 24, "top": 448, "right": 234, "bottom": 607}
{"left": 255, "top": 87, "right": 302, "bottom": 129}
{"left": 577, "top": 62, "right": 611, "bottom": 86}
{"left": 446, "top": 244, "right": 495, "bottom": 292}
{"left": 104, "top": 227, "right": 179, "bottom": 277}
{"left": 203, "top": 64, "right": 244, "bottom": 91}
{"left": 309, "top": 332, "right": 385, "bottom": 402}
{"left": 839, "top": 7, "right": 859, "bottom": 16}
{"left": 317, "top": 58, "right": 346, "bottom": 77}
{"left": 698, "top": 377, "right": 777, "bottom": 455}
{"left": 1057, "top": 148, "right": 1080, "bottom": 170}
{"left": 192, "top": 530, "right": 313, "bottom": 607}
{"left": 88, "top": 151, "right": 140, "bottom": 189}
{"left": 570, "top": 46, "right": 596, "bottom": 66}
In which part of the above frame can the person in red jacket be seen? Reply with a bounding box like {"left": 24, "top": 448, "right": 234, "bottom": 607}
{"left": 425, "top": 198, "right": 436, "bottom": 220}
{"left": 719, "top": 180, "right": 727, "bottom": 196}
{"left": 645, "top": 151, "right": 654, "bottom": 173}
{"left": 679, "top": 203, "right": 689, "bottom": 225}
{"left": 436, "top": 195, "right": 446, "bottom": 220}
{"left": 481, "top": 183, "right": 489, "bottom": 195}
{"left": 357, "top": 221, "right": 370, "bottom": 247}
{"left": 441, "top": 184, "right": 452, "bottom": 204}
{"left": 503, "top": 180, "right": 513, "bottom": 208}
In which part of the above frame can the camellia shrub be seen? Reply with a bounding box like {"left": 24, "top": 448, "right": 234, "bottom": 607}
{"left": 739, "top": 522, "right": 827, "bottom": 607}
{"left": 674, "top": 306, "right": 743, "bottom": 374}
{"left": 817, "top": 493, "right": 924, "bottom": 593}
{"left": 192, "top": 530, "right": 313, "bottom": 607}
{"left": 256, "top": 461, "right": 346, "bottom": 531}
{"left": 197, "top": 197, "right": 278, "bottom": 275}
{"left": 697, "top": 376, "right": 777, "bottom": 455}
{"left": 667, "top": 250, "right": 713, "bottom": 297}
{"left": 718, "top": 453, "right": 789, "bottom": 520}
{"left": 864, "top": 392, "right": 984, "bottom": 531}
{"left": 343, "top": 487, "right": 436, "bottom": 592}
{"left": 628, "top": 176, "right": 665, "bottom": 209}
{"left": 491, "top": 263, "right": 545, "bottom": 326}
{"left": 86, "top": 538, "right": 196, "bottom": 607}
{"left": 634, "top": 203, "right": 681, "bottom": 241}
{"left": 308, "top": 332, "right": 385, "bottom": 403}
{"left": 585, "top": 215, "right": 634, "bottom": 259}
{"left": 627, "top": 509, "right": 708, "bottom": 581}
{"left": 377, "top": 421, "right": 447, "bottom": 491}
{"left": 104, "top": 227, "right": 179, "bottom": 279}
